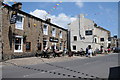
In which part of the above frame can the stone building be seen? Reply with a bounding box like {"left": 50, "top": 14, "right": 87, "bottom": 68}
{"left": 0, "top": 1, "right": 3, "bottom": 61}
{"left": 111, "top": 36, "right": 120, "bottom": 48}
{"left": 1, "top": 2, "right": 68, "bottom": 60}
{"left": 68, "top": 14, "right": 111, "bottom": 52}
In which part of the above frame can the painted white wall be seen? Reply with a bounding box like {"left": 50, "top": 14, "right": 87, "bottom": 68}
{"left": 68, "top": 14, "right": 110, "bottom": 52}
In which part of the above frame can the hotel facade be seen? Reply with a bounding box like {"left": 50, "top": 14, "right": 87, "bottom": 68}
{"left": 0, "top": 2, "right": 68, "bottom": 61}
{"left": 68, "top": 14, "right": 111, "bottom": 52}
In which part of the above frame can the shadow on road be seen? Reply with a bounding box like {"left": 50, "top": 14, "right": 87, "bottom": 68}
{"left": 108, "top": 66, "right": 120, "bottom": 80}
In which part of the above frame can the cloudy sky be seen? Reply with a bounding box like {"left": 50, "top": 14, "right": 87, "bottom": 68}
{"left": 7, "top": 1, "right": 118, "bottom": 36}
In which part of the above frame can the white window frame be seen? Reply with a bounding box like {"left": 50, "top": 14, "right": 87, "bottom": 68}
{"left": 52, "top": 28, "right": 56, "bottom": 37}
{"left": 15, "top": 14, "right": 24, "bottom": 30}
{"left": 14, "top": 36, "right": 23, "bottom": 52}
{"left": 43, "top": 24, "right": 48, "bottom": 35}
{"left": 59, "top": 31, "right": 62, "bottom": 38}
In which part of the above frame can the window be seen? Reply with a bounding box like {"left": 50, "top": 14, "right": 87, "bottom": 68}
{"left": 52, "top": 28, "right": 56, "bottom": 37}
{"left": 60, "top": 43, "right": 62, "bottom": 50}
{"left": 73, "top": 45, "right": 76, "bottom": 50}
{"left": 74, "top": 36, "right": 77, "bottom": 41}
{"left": 16, "top": 14, "right": 24, "bottom": 30}
{"left": 85, "top": 30, "right": 92, "bottom": 35}
{"left": 26, "top": 42, "right": 31, "bottom": 51}
{"left": 14, "top": 36, "right": 23, "bottom": 52}
{"left": 59, "top": 31, "right": 62, "bottom": 38}
{"left": 100, "top": 38, "right": 104, "bottom": 41}
{"left": 43, "top": 24, "right": 48, "bottom": 35}
{"left": 108, "top": 37, "right": 111, "bottom": 41}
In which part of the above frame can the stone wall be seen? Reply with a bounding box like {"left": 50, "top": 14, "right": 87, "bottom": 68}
{"left": 0, "top": 1, "right": 3, "bottom": 61}
{"left": 2, "top": 5, "right": 68, "bottom": 60}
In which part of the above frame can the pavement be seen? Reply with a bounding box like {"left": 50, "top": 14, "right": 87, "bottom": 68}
{"left": 0, "top": 52, "right": 116, "bottom": 66}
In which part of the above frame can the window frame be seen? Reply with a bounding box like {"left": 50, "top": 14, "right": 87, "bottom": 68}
{"left": 100, "top": 38, "right": 104, "bottom": 42}
{"left": 15, "top": 14, "right": 24, "bottom": 30}
{"left": 59, "top": 43, "right": 62, "bottom": 50}
{"left": 85, "top": 30, "right": 93, "bottom": 35}
{"left": 43, "top": 24, "right": 48, "bottom": 35}
{"left": 73, "top": 36, "right": 77, "bottom": 41}
{"left": 14, "top": 36, "right": 23, "bottom": 52}
{"left": 52, "top": 28, "right": 56, "bottom": 37}
{"left": 59, "top": 31, "right": 62, "bottom": 38}
{"left": 73, "top": 45, "right": 76, "bottom": 50}
{"left": 26, "top": 42, "right": 31, "bottom": 51}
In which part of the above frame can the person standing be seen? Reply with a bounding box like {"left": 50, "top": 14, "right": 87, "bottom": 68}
{"left": 51, "top": 45, "right": 56, "bottom": 58}
{"left": 88, "top": 45, "right": 93, "bottom": 58}
{"left": 86, "top": 47, "right": 89, "bottom": 57}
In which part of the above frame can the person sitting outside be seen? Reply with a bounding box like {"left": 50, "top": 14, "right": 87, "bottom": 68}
{"left": 43, "top": 47, "right": 49, "bottom": 58}
{"left": 80, "top": 48, "right": 84, "bottom": 56}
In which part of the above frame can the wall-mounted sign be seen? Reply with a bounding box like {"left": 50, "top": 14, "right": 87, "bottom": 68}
{"left": 10, "top": 11, "right": 17, "bottom": 24}
{"left": 49, "top": 37, "right": 59, "bottom": 43}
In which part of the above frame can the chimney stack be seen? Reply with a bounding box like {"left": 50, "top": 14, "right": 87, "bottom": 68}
{"left": 46, "top": 18, "right": 51, "bottom": 23}
{"left": 12, "top": 2, "right": 22, "bottom": 10}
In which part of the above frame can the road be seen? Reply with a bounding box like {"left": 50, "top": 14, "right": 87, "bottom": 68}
{"left": 2, "top": 53, "right": 120, "bottom": 79}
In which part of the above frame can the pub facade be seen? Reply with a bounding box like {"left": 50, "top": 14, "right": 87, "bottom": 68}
{"left": 1, "top": 2, "right": 68, "bottom": 60}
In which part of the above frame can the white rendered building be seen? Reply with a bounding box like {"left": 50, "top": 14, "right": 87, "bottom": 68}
{"left": 68, "top": 14, "right": 111, "bottom": 52}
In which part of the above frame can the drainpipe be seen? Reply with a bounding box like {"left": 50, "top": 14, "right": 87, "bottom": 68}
{"left": 78, "top": 14, "right": 82, "bottom": 40}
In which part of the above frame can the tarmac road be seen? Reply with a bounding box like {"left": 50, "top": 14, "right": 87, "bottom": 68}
{"left": 2, "top": 53, "right": 119, "bottom": 79}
